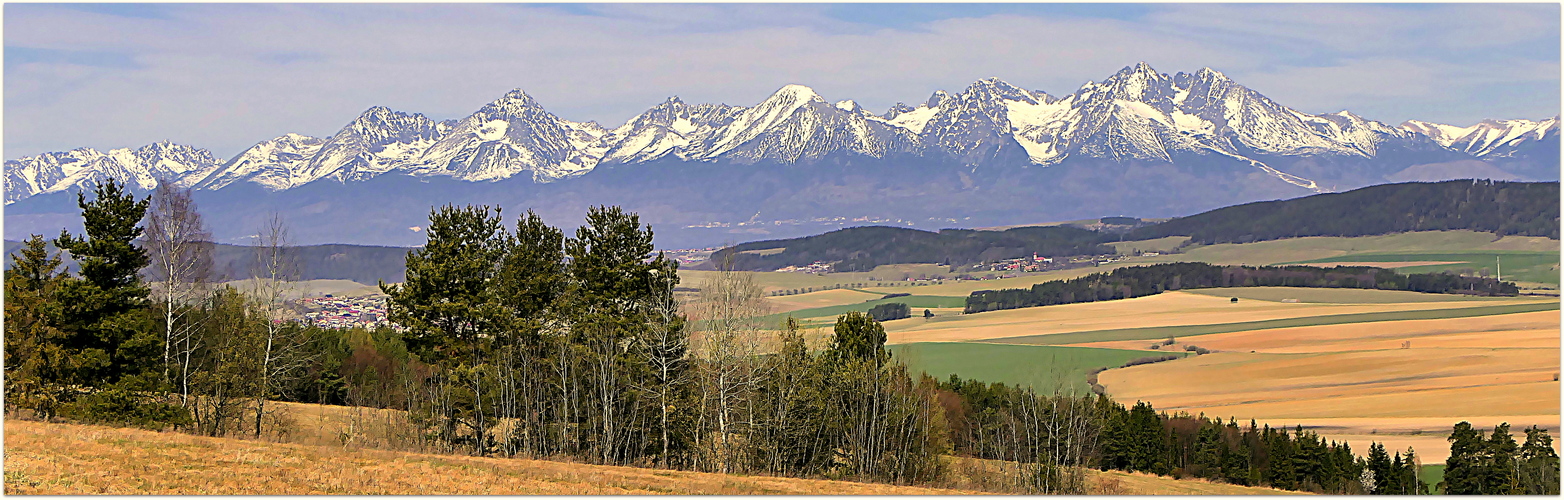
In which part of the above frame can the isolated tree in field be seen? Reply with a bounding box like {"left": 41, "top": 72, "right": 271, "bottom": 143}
{"left": 143, "top": 180, "right": 213, "bottom": 399}
{"left": 383, "top": 204, "right": 511, "bottom": 454}
{"left": 52, "top": 179, "right": 158, "bottom": 390}
{"left": 828, "top": 311, "right": 888, "bottom": 365}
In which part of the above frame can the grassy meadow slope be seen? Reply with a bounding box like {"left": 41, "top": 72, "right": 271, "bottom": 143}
{"left": 3, "top": 418, "right": 1301, "bottom": 495}
{"left": 1, "top": 420, "right": 963, "bottom": 495}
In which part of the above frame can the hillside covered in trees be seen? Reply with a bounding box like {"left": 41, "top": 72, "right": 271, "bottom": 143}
{"left": 965, "top": 262, "right": 1519, "bottom": 313}
{"left": 705, "top": 180, "right": 1559, "bottom": 273}
{"left": 708, "top": 225, "right": 1115, "bottom": 272}
{"left": 1126, "top": 180, "right": 1560, "bottom": 244}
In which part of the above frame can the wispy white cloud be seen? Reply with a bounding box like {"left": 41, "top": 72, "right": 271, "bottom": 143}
{"left": 4, "top": 4, "right": 1557, "bottom": 160}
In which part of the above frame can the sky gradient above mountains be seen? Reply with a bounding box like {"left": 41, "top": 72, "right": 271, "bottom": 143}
{"left": 6, "top": 3, "right": 1560, "bottom": 160}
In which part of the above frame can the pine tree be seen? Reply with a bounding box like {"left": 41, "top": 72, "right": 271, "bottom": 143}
{"left": 828, "top": 311, "right": 888, "bottom": 365}
{"left": 1485, "top": 423, "right": 1519, "bottom": 494}
{"left": 4, "top": 235, "right": 69, "bottom": 417}
{"left": 382, "top": 204, "right": 511, "bottom": 454}
{"left": 564, "top": 205, "right": 675, "bottom": 465}
{"left": 1518, "top": 425, "right": 1561, "bottom": 494}
{"left": 52, "top": 179, "right": 159, "bottom": 390}
{"left": 1443, "top": 421, "right": 1485, "bottom": 494}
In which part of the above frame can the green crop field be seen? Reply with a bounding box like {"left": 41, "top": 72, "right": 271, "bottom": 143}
{"left": 980, "top": 302, "right": 1562, "bottom": 346}
{"left": 1421, "top": 464, "right": 1446, "bottom": 494}
{"left": 761, "top": 295, "right": 968, "bottom": 327}
{"left": 888, "top": 342, "right": 1188, "bottom": 395}
{"left": 1282, "top": 251, "right": 1560, "bottom": 285}
{"left": 1134, "top": 231, "right": 1558, "bottom": 268}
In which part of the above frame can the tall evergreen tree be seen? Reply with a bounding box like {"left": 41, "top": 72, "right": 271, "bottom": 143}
{"left": 52, "top": 179, "right": 158, "bottom": 390}
{"left": 382, "top": 204, "right": 511, "bottom": 454}
{"left": 563, "top": 205, "right": 677, "bottom": 464}
{"left": 4, "top": 235, "right": 69, "bottom": 417}
{"left": 1443, "top": 421, "right": 1486, "bottom": 494}
{"left": 1518, "top": 425, "right": 1561, "bottom": 495}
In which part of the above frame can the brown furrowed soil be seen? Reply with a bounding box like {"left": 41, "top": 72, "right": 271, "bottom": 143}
{"left": 3, "top": 418, "right": 1303, "bottom": 495}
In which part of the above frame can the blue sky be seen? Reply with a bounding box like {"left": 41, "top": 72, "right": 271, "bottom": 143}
{"left": 5, "top": 3, "right": 1559, "bottom": 160}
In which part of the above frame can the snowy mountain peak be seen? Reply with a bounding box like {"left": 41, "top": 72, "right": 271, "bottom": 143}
{"left": 882, "top": 102, "right": 916, "bottom": 120}
{"left": 1195, "top": 67, "right": 1229, "bottom": 81}
{"left": 1399, "top": 116, "right": 1559, "bottom": 157}
{"left": 770, "top": 84, "right": 826, "bottom": 105}
{"left": 926, "top": 90, "right": 952, "bottom": 109}
{"left": 7, "top": 64, "right": 1557, "bottom": 207}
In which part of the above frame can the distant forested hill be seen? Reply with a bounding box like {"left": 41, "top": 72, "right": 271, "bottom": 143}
{"left": 1126, "top": 180, "right": 1560, "bottom": 244}
{"left": 4, "top": 240, "right": 411, "bottom": 285}
{"left": 707, "top": 226, "right": 1115, "bottom": 272}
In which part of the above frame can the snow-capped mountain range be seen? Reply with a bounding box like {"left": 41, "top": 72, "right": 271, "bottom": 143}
{"left": 8, "top": 62, "right": 1557, "bottom": 205}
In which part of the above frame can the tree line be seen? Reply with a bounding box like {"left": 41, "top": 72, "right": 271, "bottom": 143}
{"left": 965, "top": 262, "right": 1519, "bottom": 313}
{"left": 709, "top": 225, "right": 1114, "bottom": 272}
{"left": 1442, "top": 422, "right": 1560, "bottom": 494}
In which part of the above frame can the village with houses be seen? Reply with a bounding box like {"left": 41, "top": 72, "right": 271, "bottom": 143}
{"left": 294, "top": 294, "right": 395, "bottom": 330}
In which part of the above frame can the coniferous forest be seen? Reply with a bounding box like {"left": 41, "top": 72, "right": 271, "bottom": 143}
{"left": 1125, "top": 180, "right": 1560, "bottom": 243}
{"left": 4, "top": 179, "right": 1558, "bottom": 495}
{"left": 965, "top": 262, "right": 1519, "bottom": 313}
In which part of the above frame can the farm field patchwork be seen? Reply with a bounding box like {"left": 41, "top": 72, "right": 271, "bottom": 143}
{"left": 1083, "top": 304, "right": 1560, "bottom": 463}
{"left": 761, "top": 294, "right": 968, "bottom": 326}
{"left": 888, "top": 342, "right": 1186, "bottom": 395}
{"left": 880, "top": 289, "right": 1553, "bottom": 345}
{"left": 764, "top": 288, "right": 887, "bottom": 314}
{"left": 981, "top": 302, "right": 1559, "bottom": 346}
{"left": 1182, "top": 287, "right": 1518, "bottom": 303}
{"left": 1134, "top": 231, "right": 1558, "bottom": 267}
{"left": 1281, "top": 251, "right": 1560, "bottom": 285}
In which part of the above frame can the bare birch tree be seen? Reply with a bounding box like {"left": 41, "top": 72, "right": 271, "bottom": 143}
{"left": 689, "top": 264, "right": 770, "bottom": 473}
{"left": 142, "top": 180, "right": 212, "bottom": 404}
{"left": 246, "top": 213, "right": 311, "bottom": 438}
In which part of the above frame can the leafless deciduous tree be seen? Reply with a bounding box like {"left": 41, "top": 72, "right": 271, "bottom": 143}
{"left": 688, "top": 262, "right": 770, "bottom": 473}
{"left": 245, "top": 213, "right": 314, "bottom": 438}
{"left": 143, "top": 180, "right": 213, "bottom": 406}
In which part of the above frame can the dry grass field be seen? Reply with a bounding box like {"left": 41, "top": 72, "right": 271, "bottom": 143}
{"left": 1, "top": 420, "right": 967, "bottom": 495}
{"left": 881, "top": 290, "right": 1549, "bottom": 345}
{"left": 2, "top": 419, "right": 1301, "bottom": 495}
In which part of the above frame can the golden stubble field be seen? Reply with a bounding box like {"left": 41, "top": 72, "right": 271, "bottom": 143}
{"left": 2, "top": 419, "right": 1301, "bottom": 495}
{"left": 879, "top": 290, "right": 1543, "bottom": 345}
{"left": 1083, "top": 305, "right": 1560, "bottom": 463}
